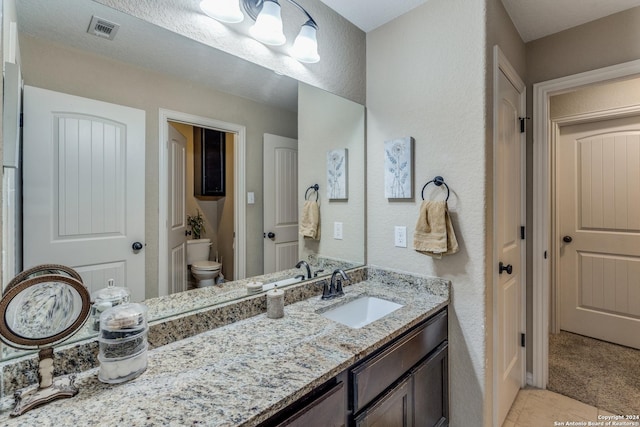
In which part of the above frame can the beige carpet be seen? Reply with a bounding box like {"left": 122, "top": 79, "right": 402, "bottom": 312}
{"left": 548, "top": 331, "right": 640, "bottom": 415}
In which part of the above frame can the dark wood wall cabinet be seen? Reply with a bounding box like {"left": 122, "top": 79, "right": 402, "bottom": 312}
{"left": 194, "top": 128, "right": 225, "bottom": 198}
{"left": 261, "top": 308, "right": 449, "bottom": 427}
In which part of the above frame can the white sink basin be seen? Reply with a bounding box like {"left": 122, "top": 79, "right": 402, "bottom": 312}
{"left": 320, "top": 296, "right": 403, "bottom": 329}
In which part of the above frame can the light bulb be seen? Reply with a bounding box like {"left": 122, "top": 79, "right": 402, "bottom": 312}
{"left": 291, "top": 21, "right": 319, "bottom": 63}
{"left": 200, "top": 0, "right": 244, "bottom": 24}
{"left": 249, "top": 0, "right": 286, "bottom": 46}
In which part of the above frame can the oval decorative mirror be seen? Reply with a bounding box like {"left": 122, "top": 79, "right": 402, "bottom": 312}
{"left": 0, "top": 266, "right": 90, "bottom": 417}
{"left": 5, "top": 264, "right": 83, "bottom": 291}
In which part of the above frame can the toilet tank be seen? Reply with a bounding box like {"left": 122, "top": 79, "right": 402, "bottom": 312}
{"left": 186, "top": 239, "right": 211, "bottom": 265}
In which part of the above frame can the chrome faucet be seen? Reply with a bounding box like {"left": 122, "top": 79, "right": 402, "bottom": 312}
{"left": 321, "top": 269, "right": 350, "bottom": 299}
{"left": 296, "top": 260, "right": 312, "bottom": 279}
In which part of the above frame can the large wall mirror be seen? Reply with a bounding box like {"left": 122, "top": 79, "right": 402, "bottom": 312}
{"left": 1, "top": 0, "right": 365, "bottom": 360}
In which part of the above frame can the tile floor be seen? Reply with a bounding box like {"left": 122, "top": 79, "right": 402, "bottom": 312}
{"left": 503, "top": 388, "right": 625, "bottom": 427}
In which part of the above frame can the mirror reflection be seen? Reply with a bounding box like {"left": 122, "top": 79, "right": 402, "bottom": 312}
{"left": 1, "top": 0, "right": 365, "bottom": 359}
{"left": 7, "top": 282, "right": 82, "bottom": 339}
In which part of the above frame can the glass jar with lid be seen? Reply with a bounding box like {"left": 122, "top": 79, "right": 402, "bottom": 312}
{"left": 90, "top": 279, "right": 130, "bottom": 331}
{"left": 98, "top": 302, "right": 148, "bottom": 384}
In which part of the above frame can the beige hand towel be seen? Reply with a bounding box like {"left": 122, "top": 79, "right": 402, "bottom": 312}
{"left": 299, "top": 200, "right": 320, "bottom": 240}
{"left": 413, "top": 200, "right": 459, "bottom": 259}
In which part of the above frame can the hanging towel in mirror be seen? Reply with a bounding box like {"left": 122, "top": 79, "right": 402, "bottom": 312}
{"left": 300, "top": 200, "right": 320, "bottom": 240}
{"left": 413, "top": 200, "right": 458, "bottom": 259}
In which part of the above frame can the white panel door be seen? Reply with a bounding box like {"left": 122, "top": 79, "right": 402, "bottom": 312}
{"left": 168, "top": 124, "right": 188, "bottom": 294}
{"left": 23, "top": 86, "right": 145, "bottom": 301}
{"left": 557, "top": 115, "right": 640, "bottom": 349}
{"left": 263, "top": 134, "right": 298, "bottom": 274}
{"left": 496, "top": 69, "right": 525, "bottom": 426}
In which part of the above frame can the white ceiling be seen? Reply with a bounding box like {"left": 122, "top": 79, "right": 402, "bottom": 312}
{"left": 318, "top": 0, "right": 429, "bottom": 32}
{"left": 321, "top": 0, "right": 640, "bottom": 41}
{"left": 501, "top": 0, "right": 640, "bottom": 42}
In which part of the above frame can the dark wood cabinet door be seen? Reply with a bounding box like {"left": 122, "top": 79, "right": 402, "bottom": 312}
{"left": 354, "top": 376, "right": 413, "bottom": 427}
{"left": 413, "top": 343, "right": 449, "bottom": 427}
{"left": 194, "top": 128, "right": 225, "bottom": 197}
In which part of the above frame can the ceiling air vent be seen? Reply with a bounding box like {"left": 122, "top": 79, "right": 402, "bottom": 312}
{"left": 87, "top": 16, "right": 120, "bottom": 40}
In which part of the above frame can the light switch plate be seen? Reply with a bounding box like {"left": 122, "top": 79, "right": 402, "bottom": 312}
{"left": 395, "top": 226, "right": 407, "bottom": 248}
{"left": 334, "top": 222, "right": 343, "bottom": 240}
{"left": 247, "top": 192, "right": 255, "bottom": 204}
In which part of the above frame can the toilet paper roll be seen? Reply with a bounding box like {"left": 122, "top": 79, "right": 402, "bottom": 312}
{"left": 267, "top": 287, "right": 284, "bottom": 319}
{"left": 246, "top": 281, "right": 263, "bottom": 295}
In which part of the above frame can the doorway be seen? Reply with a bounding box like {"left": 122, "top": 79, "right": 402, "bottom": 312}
{"left": 158, "top": 110, "right": 246, "bottom": 297}
{"left": 169, "top": 122, "right": 236, "bottom": 291}
{"left": 554, "top": 113, "right": 640, "bottom": 348}
{"left": 532, "top": 60, "right": 640, "bottom": 393}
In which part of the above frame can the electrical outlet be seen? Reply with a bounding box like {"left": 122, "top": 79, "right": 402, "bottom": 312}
{"left": 334, "top": 222, "right": 343, "bottom": 240}
{"left": 395, "top": 226, "right": 407, "bottom": 248}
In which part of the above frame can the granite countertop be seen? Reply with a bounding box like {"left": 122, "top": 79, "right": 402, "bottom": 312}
{"left": 0, "top": 277, "right": 449, "bottom": 426}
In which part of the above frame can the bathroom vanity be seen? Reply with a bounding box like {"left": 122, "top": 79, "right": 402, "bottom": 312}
{"left": 262, "top": 308, "right": 448, "bottom": 426}
{"left": 0, "top": 268, "right": 449, "bottom": 426}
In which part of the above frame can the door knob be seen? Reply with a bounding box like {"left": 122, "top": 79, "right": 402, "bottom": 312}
{"left": 132, "top": 242, "right": 144, "bottom": 251}
{"left": 563, "top": 236, "right": 572, "bottom": 243}
{"left": 499, "top": 262, "right": 513, "bottom": 275}
{"left": 266, "top": 232, "right": 275, "bottom": 239}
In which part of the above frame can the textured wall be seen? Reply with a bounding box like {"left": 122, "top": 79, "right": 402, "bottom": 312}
{"left": 366, "top": 0, "right": 488, "bottom": 424}
{"left": 551, "top": 77, "right": 640, "bottom": 119}
{"left": 298, "top": 83, "right": 365, "bottom": 265}
{"left": 19, "top": 35, "right": 297, "bottom": 297}
{"left": 93, "top": 0, "right": 366, "bottom": 105}
{"left": 527, "top": 6, "right": 640, "bottom": 86}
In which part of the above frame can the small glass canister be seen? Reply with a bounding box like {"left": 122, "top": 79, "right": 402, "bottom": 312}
{"left": 90, "top": 279, "right": 130, "bottom": 331}
{"left": 98, "top": 303, "right": 148, "bottom": 384}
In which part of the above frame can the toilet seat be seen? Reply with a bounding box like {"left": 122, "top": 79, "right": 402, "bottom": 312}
{"left": 191, "top": 261, "right": 221, "bottom": 271}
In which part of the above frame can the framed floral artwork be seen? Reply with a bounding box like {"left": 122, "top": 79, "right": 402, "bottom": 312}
{"left": 327, "top": 148, "right": 348, "bottom": 199}
{"left": 384, "top": 137, "right": 413, "bottom": 199}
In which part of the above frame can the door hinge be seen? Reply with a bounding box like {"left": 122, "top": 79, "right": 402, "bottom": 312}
{"left": 519, "top": 116, "right": 530, "bottom": 133}
{"left": 521, "top": 333, "right": 526, "bottom": 347}
{"left": 19, "top": 112, "right": 23, "bottom": 128}
{"left": 520, "top": 226, "right": 525, "bottom": 240}
{"left": 544, "top": 250, "right": 548, "bottom": 259}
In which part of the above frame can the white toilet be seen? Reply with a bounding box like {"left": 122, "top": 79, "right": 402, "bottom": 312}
{"left": 186, "top": 239, "right": 222, "bottom": 287}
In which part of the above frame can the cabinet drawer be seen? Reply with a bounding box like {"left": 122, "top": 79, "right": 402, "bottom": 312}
{"left": 351, "top": 309, "right": 447, "bottom": 412}
{"left": 277, "top": 381, "right": 346, "bottom": 427}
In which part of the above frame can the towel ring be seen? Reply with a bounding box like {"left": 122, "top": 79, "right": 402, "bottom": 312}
{"left": 421, "top": 176, "right": 450, "bottom": 201}
{"left": 305, "top": 184, "right": 319, "bottom": 202}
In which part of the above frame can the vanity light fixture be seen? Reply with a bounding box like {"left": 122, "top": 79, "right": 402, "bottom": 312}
{"left": 199, "top": 0, "right": 244, "bottom": 23}
{"left": 199, "top": 0, "right": 320, "bottom": 63}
